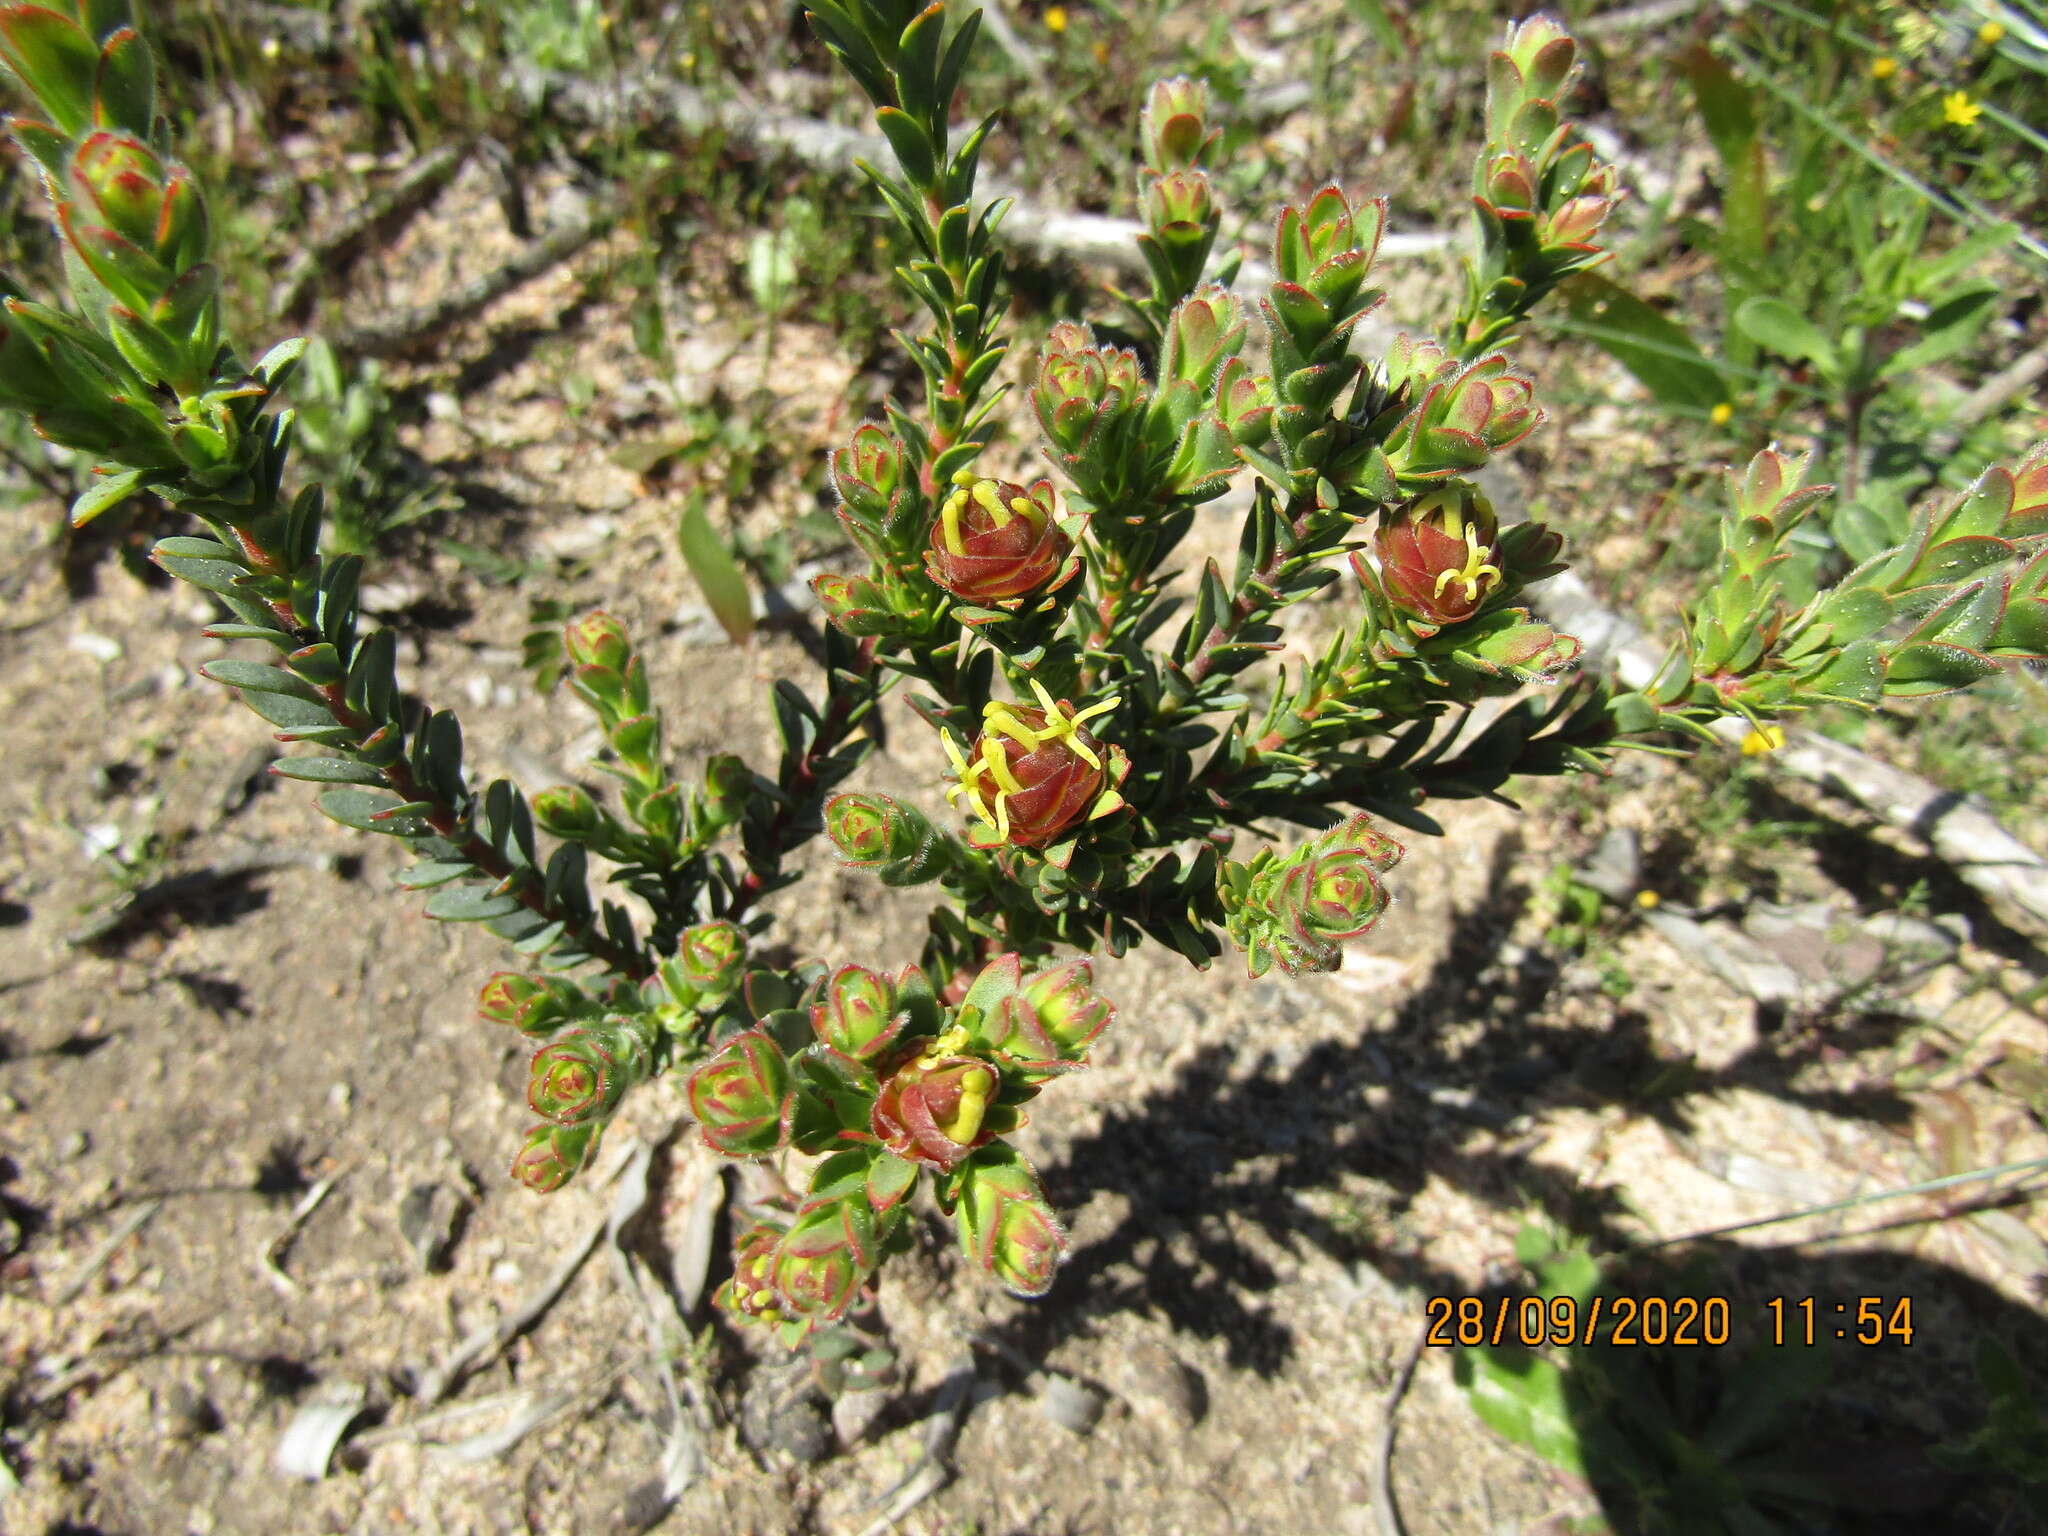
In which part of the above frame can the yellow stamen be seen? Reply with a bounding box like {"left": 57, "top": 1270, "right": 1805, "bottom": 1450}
{"left": 919, "top": 1025, "right": 970, "bottom": 1066}
{"left": 940, "top": 484, "right": 970, "bottom": 555}
{"left": 971, "top": 479, "right": 1012, "bottom": 530}
{"left": 983, "top": 702, "right": 1043, "bottom": 753}
{"left": 979, "top": 736, "right": 1025, "bottom": 796}
{"left": 1431, "top": 522, "right": 1502, "bottom": 606}
{"left": 937, "top": 1066, "right": 995, "bottom": 1143}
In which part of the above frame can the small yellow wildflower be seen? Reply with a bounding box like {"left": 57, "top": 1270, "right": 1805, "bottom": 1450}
{"left": 1944, "top": 90, "right": 1983, "bottom": 127}
{"left": 1869, "top": 54, "right": 1897, "bottom": 79}
{"left": 1978, "top": 20, "right": 2006, "bottom": 46}
{"left": 1740, "top": 724, "right": 1786, "bottom": 756}
{"left": 1710, "top": 401, "right": 1734, "bottom": 426}
{"left": 1044, "top": 4, "right": 1067, "bottom": 32}
{"left": 1635, "top": 889, "right": 1661, "bottom": 910}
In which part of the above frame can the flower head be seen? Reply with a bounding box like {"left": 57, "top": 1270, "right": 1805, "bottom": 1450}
{"left": 1943, "top": 90, "right": 1982, "bottom": 127}
{"left": 942, "top": 682, "right": 1123, "bottom": 848}
{"left": 1870, "top": 54, "right": 1898, "bottom": 79}
{"left": 1370, "top": 485, "right": 1506, "bottom": 627}
{"left": 924, "top": 471, "right": 1076, "bottom": 608}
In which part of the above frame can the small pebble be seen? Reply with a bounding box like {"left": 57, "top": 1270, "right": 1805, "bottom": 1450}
{"left": 68, "top": 631, "right": 123, "bottom": 663}
{"left": 1038, "top": 1372, "right": 1104, "bottom": 1436}
{"left": 327, "top": 1082, "right": 353, "bottom": 1115}
{"left": 59, "top": 1130, "right": 90, "bottom": 1160}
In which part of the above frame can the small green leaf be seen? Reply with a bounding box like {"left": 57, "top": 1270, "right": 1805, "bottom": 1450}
{"left": 1452, "top": 1347, "right": 1589, "bottom": 1477}
{"left": 677, "top": 494, "right": 755, "bottom": 643}
{"left": 73, "top": 468, "right": 146, "bottom": 527}
{"left": 426, "top": 883, "right": 525, "bottom": 922}
{"left": 270, "top": 756, "right": 385, "bottom": 786}
{"left": 1557, "top": 275, "right": 1727, "bottom": 411}
{"left": 318, "top": 788, "right": 425, "bottom": 834}
{"left": 1733, "top": 296, "right": 1838, "bottom": 376}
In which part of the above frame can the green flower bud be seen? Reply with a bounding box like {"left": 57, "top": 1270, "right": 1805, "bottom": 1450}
{"left": 675, "top": 920, "right": 745, "bottom": 996}
{"left": 509, "top": 1121, "right": 597, "bottom": 1194}
{"left": 772, "top": 1196, "right": 875, "bottom": 1322}
{"left": 1141, "top": 167, "right": 1215, "bottom": 246}
{"left": 687, "top": 1030, "right": 793, "bottom": 1157}
{"left": 1380, "top": 355, "right": 1541, "bottom": 484}
{"left": 830, "top": 421, "right": 910, "bottom": 525}
{"left": 811, "top": 963, "right": 903, "bottom": 1061}
{"left": 1139, "top": 75, "right": 1216, "bottom": 176}
{"left": 1272, "top": 186, "right": 1384, "bottom": 317}
{"left": 697, "top": 753, "right": 751, "bottom": 834}
{"left": 477, "top": 971, "right": 586, "bottom": 1036}
{"left": 811, "top": 571, "right": 897, "bottom": 637}
{"left": 532, "top": 783, "right": 601, "bottom": 840}
{"left": 951, "top": 1145, "right": 1065, "bottom": 1297}
{"left": 529, "top": 1030, "right": 626, "bottom": 1126}
{"left": 1160, "top": 286, "right": 1246, "bottom": 389}
{"left": 562, "top": 609, "right": 632, "bottom": 673}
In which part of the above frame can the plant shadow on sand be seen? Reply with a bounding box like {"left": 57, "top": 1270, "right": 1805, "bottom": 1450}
{"left": 947, "top": 833, "right": 2048, "bottom": 1533}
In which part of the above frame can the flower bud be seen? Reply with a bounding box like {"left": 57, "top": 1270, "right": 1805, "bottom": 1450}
{"left": 1272, "top": 186, "right": 1385, "bottom": 315}
{"left": 717, "top": 1217, "right": 790, "bottom": 1326}
{"left": 1141, "top": 167, "right": 1215, "bottom": 244}
{"left": 676, "top": 920, "right": 745, "bottom": 995}
{"left": 528, "top": 1030, "right": 629, "bottom": 1126}
{"left": 772, "top": 1197, "right": 875, "bottom": 1321}
{"left": 811, "top": 571, "right": 897, "bottom": 636}
{"left": 532, "top": 783, "right": 601, "bottom": 840}
{"left": 1498, "top": 14, "right": 1577, "bottom": 107}
{"left": 1160, "top": 286, "right": 1246, "bottom": 389}
{"left": 1369, "top": 485, "right": 1506, "bottom": 627}
{"left": 509, "top": 1121, "right": 597, "bottom": 1193}
{"left": 942, "top": 685, "right": 1124, "bottom": 850}
{"left": 824, "top": 791, "right": 935, "bottom": 876}
{"left": 697, "top": 752, "right": 751, "bottom": 834}
{"left": 1033, "top": 322, "right": 1147, "bottom": 467}
{"left": 952, "top": 1146, "right": 1066, "bottom": 1297}
{"left": 1226, "top": 814, "right": 1406, "bottom": 978}
{"left": 687, "top": 1030, "right": 793, "bottom": 1156}
{"left": 477, "top": 971, "right": 585, "bottom": 1036}
{"left": 872, "top": 1049, "right": 1003, "bottom": 1169}
{"left": 1271, "top": 814, "right": 1401, "bottom": 961}
{"left": 811, "top": 964, "right": 903, "bottom": 1060}
{"left": 830, "top": 421, "right": 910, "bottom": 525}
{"left": 1019, "top": 958, "right": 1114, "bottom": 1059}
{"left": 1140, "top": 75, "right": 1217, "bottom": 175}
{"left": 1382, "top": 355, "right": 1541, "bottom": 482}
{"left": 67, "top": 132, "right": 207, "bottom": 276}
{"left": 563, "top": 609, "right": 632, "bottom": 673}
{"left": 924, "top": 472, "right": 1075, "bottom": 607}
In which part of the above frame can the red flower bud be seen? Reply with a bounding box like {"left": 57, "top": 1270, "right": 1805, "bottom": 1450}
{"left": 924, "top": 472, "right": 1075, "bottom": 607}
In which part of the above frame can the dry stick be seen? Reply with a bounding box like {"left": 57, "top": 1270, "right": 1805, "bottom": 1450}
{"left": 1372, "top": 1323, "right": 1430, "bottom": 1536}
{"left": 271, "top": 141, "right": 471, "bottom": 319}
{"left": 50, "top": 1198, "right": 162, "bottom": 1306}
{"left": 329, "top": 202, "right": 615, "bottom": 358}
{"left": 412, "top": 1138, "right": 643, "bottom": 1404}
{"left": 528, "top": 68, "right": 1455, "bottom": 289}
{"left": 258, "top": 1172, "right": 343, "bottom": 1297}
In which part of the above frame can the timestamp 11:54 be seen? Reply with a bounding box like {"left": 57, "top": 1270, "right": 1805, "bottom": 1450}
{"left": 1768, "top": 1296, "right": 1916, "bottom": 1345}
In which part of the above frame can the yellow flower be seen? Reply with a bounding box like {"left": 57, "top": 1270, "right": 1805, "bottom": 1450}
{"left": 1740, "top": 724, "right": 1786, "bottom": 756}
{"left": 1710, "top": 401, "right": 1734, "bottom": 426}
{"left": 1869, "top": 54, "right": 1898, "bottom": 79}
{"left": 1044, "top": 5, "right": 1067, "bottom": 32}
{"left": 1944, "top": 90, "right": 1983, "bottom": 127}
{"left": 1978, "top": 20, "right": 2006, "bottom": 46}
{"left": 1635, "top": 889, "right": 1661, "bottom": 910}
